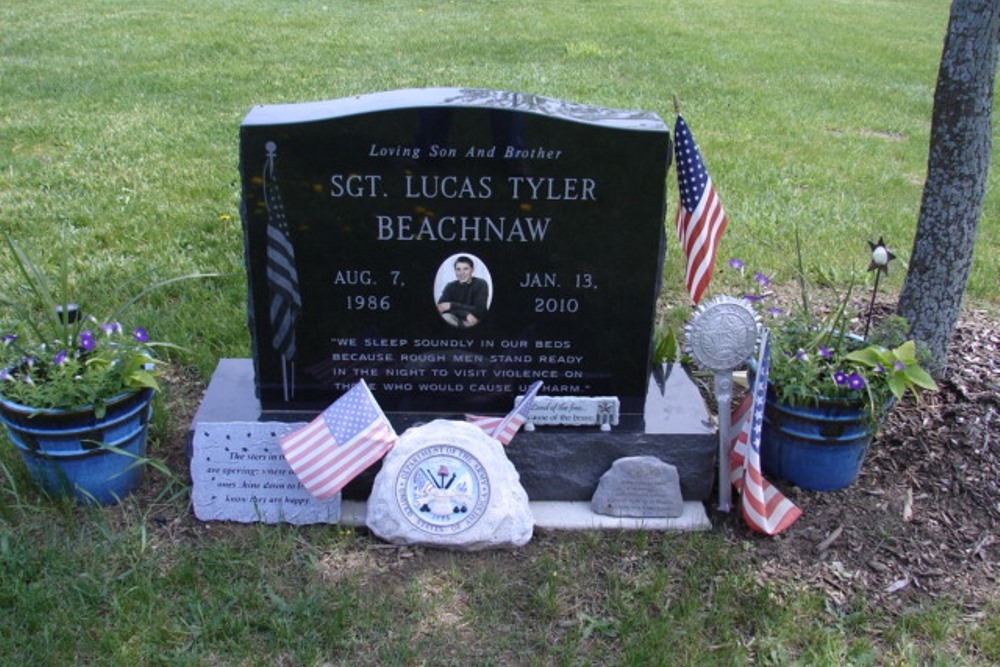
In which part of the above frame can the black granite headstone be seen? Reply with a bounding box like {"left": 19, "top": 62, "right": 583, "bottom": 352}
{"left": 240, "top": 88, "right": 671, "bottom": 418}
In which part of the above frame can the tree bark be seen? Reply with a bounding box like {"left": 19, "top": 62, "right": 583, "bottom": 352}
{"left": 898, "top": 0, "right": 1000, "bottom": 377}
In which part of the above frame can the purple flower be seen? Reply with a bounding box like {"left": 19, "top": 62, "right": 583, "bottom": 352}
{"left": 893, "top": 361, "right": 906, "bottom": 371}
{"left": 101, "top": 322, "right": 123, "bottom": 336}
{"left": 847, "top": 373, "right": 866, "bottom": 390}
{"left": 132, "top": 327, "right": 149, "bottom": 343}
{"left": 874, "top": 364, "right": 886, "bottom": 373}
{"left": 819, "top": 345, "right": 832, "bottom": 359}
{"left": 2, "top": 334, "right": 16, "bottom": 346}
{"left": 754, "top": 271, "right": 771, "bottom": 288}
{"left": 833, "top": 371, "right": 848, "bottom": 386}
{"left": 728, "top": 258, "right": 745, "bottom": 271}
{"left": 79, "top": 330, "right": 96, "bottom": 351}
{"left": 766, "top": 307, "right": 784, "bottom": 317}
{"left": 743, "top": 294, "right": 762, "bottom": 302}
{"left": 794, "top": 349, "right": 809, "bottom": 361}
{"left": 0, "top": 369, "right": 12, "bottom": 382}
{"left": 53, "top": 349, "right": 68, "bottom": 366}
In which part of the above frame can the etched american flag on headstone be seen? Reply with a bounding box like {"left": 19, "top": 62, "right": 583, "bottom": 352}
{"left": 263, "top": 141, "right": 301, "bottom": 400}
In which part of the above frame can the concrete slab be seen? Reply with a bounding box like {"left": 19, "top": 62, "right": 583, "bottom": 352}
{"left": 190, "top": 359, "right": 715, "bottom": 533}
{"left": 340, "top": 500, "right": 711, "bottom": 532}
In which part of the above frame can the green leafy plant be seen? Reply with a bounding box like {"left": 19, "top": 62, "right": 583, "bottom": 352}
{"left": 652, "top": 326, "right": 681, "bottom": 365}
{"left": 730, "top": 232, "right": 938, "bottom": 419}
{"left": 0, "top": 233, "right": 210, "bottom": 415}
{"left": 844, "top": 340, "right": 938, "bottom": 402}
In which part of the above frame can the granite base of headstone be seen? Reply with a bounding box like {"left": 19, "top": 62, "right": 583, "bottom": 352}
{"left": 504, "top": 363, "right": 716, "bottom": 502}
{"left": 190, "top": 359, "right": 717, "bottom": 504}
{"left": 591, "top": 456, "right": 683, "bottom": 518}
{"left": 366, "top": 419, "right": 533, "bottom": 551}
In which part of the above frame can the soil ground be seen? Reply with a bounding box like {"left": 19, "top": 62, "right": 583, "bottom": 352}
{"left": 715, "top": 301, "right": 999, "bottom": 614}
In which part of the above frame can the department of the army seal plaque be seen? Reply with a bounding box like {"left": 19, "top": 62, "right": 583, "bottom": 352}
{"left": 395, "top": 444, "right": 491, "bottom": 535}
{"left": 685, "top": 295, "right": 760, "bottom": 372}
{"left": 368, "top": 420, "right": 533, "bottom": 550}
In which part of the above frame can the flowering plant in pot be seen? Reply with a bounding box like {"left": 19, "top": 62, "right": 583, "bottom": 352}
{"left": 0, "top": 233, "right": 205, "bottom": 503}
{"left": 731, "top": 235, "right": 938, "bottom": 491}
{"left": 0, "top": 320, "right": 161, "bottom": 417}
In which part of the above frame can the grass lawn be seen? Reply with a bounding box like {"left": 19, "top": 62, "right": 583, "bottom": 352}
{"left": 1, "top": 0, "right": 998, "bottom": 664}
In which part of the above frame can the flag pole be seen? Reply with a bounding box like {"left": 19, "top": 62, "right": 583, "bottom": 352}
{"left": 715, "top": 371, "right": 733, "bottom": 512}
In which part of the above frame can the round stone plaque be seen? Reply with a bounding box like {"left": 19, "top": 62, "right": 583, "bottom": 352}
{"left": 367, "top": 419, "right": 533, "bottom": 550}
{"left": 685, "top": 296, "right": 760, "bottom": 372}
{"left": 395, "top": 444, "right": 491, "bottom": 535}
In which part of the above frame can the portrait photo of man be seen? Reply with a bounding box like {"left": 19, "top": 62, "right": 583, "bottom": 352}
{"left": 435, "top": 254, "right": 492, "bottom": 328}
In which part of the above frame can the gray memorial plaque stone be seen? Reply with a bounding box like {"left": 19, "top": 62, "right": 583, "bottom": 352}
{"left": 591, "top": 456, "right": 683, "bottom": 518}
{"left": 191, "top": 422, "right": 340, "bottom": 524}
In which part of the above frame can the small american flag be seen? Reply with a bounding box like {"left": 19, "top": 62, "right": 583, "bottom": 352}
{"left": 467, "top": 380, "right": 543, "bottom": 446}
{"left": 279, "top": 380, "right": 397, "bottom": 499}
{"left": 674, "top": 115, "right": 729, "bottom": 305}
{"left": 729, "top": 331, "right": 802, "bottom": 535}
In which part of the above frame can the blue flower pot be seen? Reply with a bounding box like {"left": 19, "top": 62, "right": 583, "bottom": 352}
{"left": 760, "top": 392, "right": 874, "bottom": 492}
{"left": 0, "top": 389, "right": 154, "bottom": 504}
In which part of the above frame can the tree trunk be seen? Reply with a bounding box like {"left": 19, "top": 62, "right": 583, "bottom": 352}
{"left": 898, "top": 0, "right": 1000, "bottom": 377}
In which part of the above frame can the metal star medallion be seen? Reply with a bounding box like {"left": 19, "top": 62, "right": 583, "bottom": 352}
{"left": 867, "top": 236, "right": 896, "bottom": 275}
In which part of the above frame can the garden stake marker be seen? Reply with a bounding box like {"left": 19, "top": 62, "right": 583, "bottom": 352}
{"left": 864, "top": 237, "right": 896, "bottom": 339}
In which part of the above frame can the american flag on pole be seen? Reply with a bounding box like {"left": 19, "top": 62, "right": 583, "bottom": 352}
{"left": 263, "top": 141, "right": 301, "bottom": 401}
{"left": 674, "top": 115, "right": 729, "bottom": 305}
{"left": 729, "top": 331, "right": 802, "bottom": 535}
{"left": 466, "top": 380, "right": 543, "bottom": 446}
{"left": 279, "top": 380, "right": 397, "bottom": 500}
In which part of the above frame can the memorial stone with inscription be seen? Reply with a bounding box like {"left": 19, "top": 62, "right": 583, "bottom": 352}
{"left": 591, "top": 456, "right": 683, "bottom": 518}
{"left": 240, "top": 88, "right": 671, "bottom": 418}
{"left": 191, "top": 422, "right": 341, "bottom": 524}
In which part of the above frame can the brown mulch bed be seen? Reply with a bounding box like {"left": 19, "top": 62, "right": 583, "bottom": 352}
{"left": 716, "top": 304, "right": 999, "bottom": 612}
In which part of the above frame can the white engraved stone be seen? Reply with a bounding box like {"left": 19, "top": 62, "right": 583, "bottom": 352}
{"left": 591, "top": 456, "right": 683, "bottom": 518}
{"left": 644, "top": 363, "right": 714, "bottom": 434}
{"left": 191, "top": 422, "right": 341, "bottom": 524}
{"left": 366, "top": 419, "right": 533, "bottom": 551}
